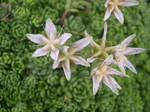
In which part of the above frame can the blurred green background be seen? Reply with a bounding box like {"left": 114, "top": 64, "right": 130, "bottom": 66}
{"left": 0, "top": 0, "right": 150, "bottom": 112}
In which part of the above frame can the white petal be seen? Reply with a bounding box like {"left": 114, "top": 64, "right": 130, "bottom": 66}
{"left": 123, "top": 56, "right": 137, "bottom": 74}
{"left": 121, "top": 34, "right": 136, "bottom": 46}
{"left": 85, "top": 31, "right": 100, "bottom": 48}
{"left": 92, "top": 75, "right": 103, "bottom": 95}
{"left": 122, "top": 0, "right": 139, "bottom": 6}
{"left": 101, "top": 22, "right": 108, "bottom": 47}
{"left": 104, "top": 7, "right": 114, "bottom": 21}
{"left": 125, "top": 48, "right": 145, "bottom": 55}
{"left": 26, "top": 34, "right": 46, "bottom": 45}
{"left": 32, "top": 47, "right": 49, "bottom": 57}
{"left": 87, "top": 56, "right": 97, "bottom": 63}
{"left": 62, "top": 60, "right": 71, "bottom": 81}
{"left": 62, "top": 46, "right": 69, "bottom": 53}
{"left": 71, "top": 56, "right": 90, "bottom": 67}
{"left": 91, "top": 67, "right": 98, "bottom": 75}
{"left": 70, "top": 37, "right": 92, "bottom": 53}
{"left": 45, "top": 18, "right": 57, "bottom": 40}
{"left": 57, "top": 33, "right": 72, "bottom": 45}
{"left": 53, "top": 56, "right": 66, "bottom": 69}
{"left": 117, "top": 62, "right": 126, "bottom": 74}
{"left": 103, "top": 76, "right": 119, "bottom": 95}
{"left": 115, "top": 51, "right": 122, "bottom": 56}
{"left": 102, "top": 55, "right": 113, "bottom": 65}
{"left": 108, "top": 76, "right": 121, "bottom": 89}
{"left": 50, "top": 49, "right": 59, "bottom": 60}
{"left": 104, "top": 0, "right": 110, "bottom": 7}
{"left": 113, "top": 7, "right": 124, "bottom": 24}
{"left": 105, "top": 0, "right": 111, "bottom": 7}
{"left": 106, "top": 67, "right": 129, "bottom": 77}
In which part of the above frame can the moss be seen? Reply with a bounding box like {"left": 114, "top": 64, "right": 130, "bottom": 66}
{"left": 0, "top": 0, "right": 149, "bottom": 111}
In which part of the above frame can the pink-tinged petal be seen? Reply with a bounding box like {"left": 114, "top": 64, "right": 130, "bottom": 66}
{"left": 62, "top": 46, "right": 69, "bottom": 53}
{"left": 103, "top": 76, "right": 119, "bottom": 95}
{"left": 125, "top": 48, "right": 145, "bottom": 55}
{"left": 106, "top": 67, "right": 129, "bottom": 77}
{"left": 26, "top": 34, "right": 46, "bottom": 45}
{"left": 92, "top": 75, "right": 103, "bottom": 95}
{"left": 122, "top": 0, "right": 139, "bottom": 6}
{"left": 123, "top": 56, "right": 137, "bottom": 74}
{"left": 102, "top": 55, "right": 113, "bottom": 65}
{"left": 42, "top": 44, "right": 51, "bottom": 50}
{"left": 117, "top": 62, "right": 126, "bottom": 74}
{"left": 104, "top": 7, "right": 114, "bottom": 21}
{"left": 121, "top": 34, "right": 136, "bottom": 46}
{"left": 53, "top": 56, "right": 66, "bottom": 69}
{"left": 70, "top": 37, "right": 92, "bottom": 53}
{"left": 32, "top": 47, "right": 49, "bottom": 57}
{"left": 85, "top": 31, "right": 100, "bottom": 49}
{"left": 50, "top": 49, "right": 59, "bottom": 61}
{"left": 71, "top": 56, "right": 90, "bottom": 67}
{"left": 45, "top": 18, "right": 57, "bottom": 40}
{"left": 105, "top": 0, "right": 111, "bottom": 7}
{"left": 108, "top": 76, "right": 121, "bottom": 89}
{"left": 87, "top": 56, "right": 97, "bottom": 63}
{"left": 114, "top": 45, "right": 123, "bottom": 53}
{"left": 115, "top": 51, "right": 122, "bottom": 56}
{"left": 101, "top": 22, "right": 108, "bottom": 47}
{"left": 62, "top": 59, "right": 71, "bottom": 81}
{"left": 57, "top": 33, "right": 72, "bottom": 45}
{"left": 91, "top": 67, "right": 98, "bottom": 75}
{"left": 113, "top": 7, "right": 124, "bottom": 24}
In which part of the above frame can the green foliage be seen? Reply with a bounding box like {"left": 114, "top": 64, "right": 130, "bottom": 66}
{"left": 0, "top": 0, "right": 149, "bottom": 111}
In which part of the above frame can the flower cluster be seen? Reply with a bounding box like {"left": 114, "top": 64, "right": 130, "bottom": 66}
{"left": 27, "top": 19, "right": 92, "bottom": 81}
{"left": 27, "top": 0, "right": 145, "bottom": 95}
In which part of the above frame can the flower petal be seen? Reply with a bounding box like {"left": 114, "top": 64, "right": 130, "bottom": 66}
{"left": 102, "top": 55, "right": 113, "bottom": 65}
{"left": 121, "top": 34, "right": 136, "bottom": 46}
{"left": 45, "top": 18, "right": 57, "bottom": 40}
{"left": 71, "top": 56, "right": 90, "bottom": 67}
{"left": 62, "top": 46, "right": 69, "bottom": 53}
{"left": 106, "top": 67, "right": 129, "bottom": 77}
{"left": 123, "top": 56, "right": 137, "bottom": 74}
{"left": 108, "top": 76, "right": 121, "bottom": 89}
{"left": 50, "top": 49, "right": 59, "bottom": 60}
{"left": 57, "top": 33, "right": 72, "bottom": 45}
{"left": 125, "top": 48, "right": 145, "bottom": 55}
{"left": 53, "top": 56, "right": 66, "bottom": 69}
{"left": 87, "top": 56, "right": 97, "bottom": 63}
{"left": 70, "top": 37, "right": 92, "bottom": 53}
{"left": 62, "top": 59, "right": 71, "bottom": 81}
{"left": 91, "top": 67, "right": 98, "bottom": 75}
{"left": 104, "top": 7, "right": 114, "bottom": 21}
{"left": 92, "top": 75, "right": 103, "bottom": 95}
{"left": 103, "top": 76, "right": 119, "bottom": 95}
{"left": 117, "top": 62, "right": 126, "bottom": 74}
{"left": 26, "top": 34, "right": 46, "bottom": 45}
{"left": 122, "top": 0, "right": 139, "bottom": 6}
{"left": 85, "top": 31, "right": 100, "bottom": 49}
{"left": 113, "top": 7, "right": 124, "bottom": 24}
{"left": 101, "top": 22, "right": 108, "bottom": 47}
{"left": 32, "top": 47, "right": 49, "bottom": 57}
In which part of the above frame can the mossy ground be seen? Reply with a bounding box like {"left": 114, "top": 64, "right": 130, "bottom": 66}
{"left": 0, "top": 0, "right": 150, "bottom": 112}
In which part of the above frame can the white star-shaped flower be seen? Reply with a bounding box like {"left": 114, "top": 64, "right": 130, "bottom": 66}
{"left": 104, "top": 0, "right": 139, "bottom": 24}
{"left": 114, "top": 34, "right": 145, "bottom": 74}
{"left": 27, "top": 18, "right": 72, "bottom": 60}
{"left": 53, "top": 37, "right": 92, "bottom": 81}
{"left": 92, "top": 55, "right": 128, "bottom": 95}
{"left": 86, "top": 22, "right": 116, "bottom": 63}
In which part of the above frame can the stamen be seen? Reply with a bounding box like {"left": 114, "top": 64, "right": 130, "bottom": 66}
{"left": 57, "top": 25, "right": 64, "bottom": 38}
{"left": 45, "top": 50, "right": 51, "bottom": 61}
